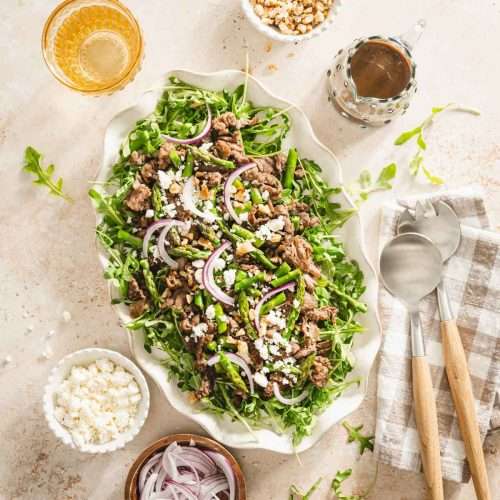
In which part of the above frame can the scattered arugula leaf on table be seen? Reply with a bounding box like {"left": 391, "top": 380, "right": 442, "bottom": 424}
{"left": 348, "top": 163, "right": 397, "bottom": 205}
{"left": 289, "top": 477, "right": 323, "bottom": 499}
{"left": 394, "top": 103, "right": 480, "bottom": 185}
{"left": 342, "top": 421, "right": 375, "bottom": 456}
{"left": 22, "top": 146, "right": 72, "bottom": 202}
{"left": 331, "top": 469, "right": 366, "bottom": 500}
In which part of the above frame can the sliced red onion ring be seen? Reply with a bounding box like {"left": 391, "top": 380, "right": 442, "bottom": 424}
{"left": 205, "top": 452, "right": 235, "bottom": 500}
{"left": 141, "top": 472, "right": 158, "bottom": 500}
{"left": 138, "top": 453, "right": 162, "bottom": 493}
{"left": 273, "top": 382, "right": 309, "bottom": 405}
{"left": 177, "top": 448, "right": 217, "bottom": 476}
{"left": 202, "top": 241, "right": 234, "bottom": 306}
{"left": 161, "top": 106, "right": 212, "bottom": 145}
{"left": 207, "top": 353, "right": 254, "bottom": 395}
{"left": 182, "top": 178, "right": 219, "bottom": 223}
{"left": 200, "top": 474, "right": 229, "bottom": 499}
{"left": 142, "top": 220, "right": 175, "bottom": 259}
{"left": 165, "top": 483, "right": 198, "bottom": 500}
{"left": 157, "top": 220, "right": 190, "bottom": 269}
{"left": 223, "top": 162, "right": 256, "bottom": 224}
{"left": 254, "top": 282, "right": 296, "bottom": 333}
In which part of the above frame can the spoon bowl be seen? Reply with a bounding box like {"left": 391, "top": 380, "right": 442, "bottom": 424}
{"left": 380, "top": 232, "right": 443, "bottom": 309}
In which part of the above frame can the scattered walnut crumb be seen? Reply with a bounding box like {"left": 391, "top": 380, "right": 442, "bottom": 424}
{"left": 250, "top": 0, "right": 332, "bottom": 35}
{"left": 267, "top": 63, "right": 278, "bottom": 72}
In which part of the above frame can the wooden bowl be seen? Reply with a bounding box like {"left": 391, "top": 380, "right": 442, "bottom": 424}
{"left": 125, "top": 433, "right": 247, "bottom": 499}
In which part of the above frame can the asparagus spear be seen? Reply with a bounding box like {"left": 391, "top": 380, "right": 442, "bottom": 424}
{"left": 188, "top": 146, "right": 235, "bottom": 169}
{"left": 282, "top": 147, "right": 298, "bottom": 189}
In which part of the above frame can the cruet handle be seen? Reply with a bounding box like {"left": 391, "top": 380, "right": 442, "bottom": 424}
{"left": 397, "top": 19, "right": 426, "bottom": 50}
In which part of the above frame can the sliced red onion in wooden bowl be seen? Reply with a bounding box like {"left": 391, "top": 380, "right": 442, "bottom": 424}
{"left": 202, "top": 241, "right": 234, "bottom": 306}
{"left": 254, "top": 282, "right": 296, "bottom": 333}
{"left": 135, "top": 440, "right": 235, "bottom": 500}
{"left": 223, "top": 162, "right": 256, "bottom": 224}
{"left": 273, "top": 383, "right": 309, "bottom": 406}
{"left": 207, "top": 353, "right": 254, "bottom": 395}
{"left": 161, "top": 107, "right": 212, "bottom": 145}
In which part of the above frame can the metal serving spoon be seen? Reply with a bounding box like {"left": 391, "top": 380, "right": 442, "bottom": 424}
{"left": 380, "top": 232, "right": 444, "bottom": 500}
{"left": 399, "top": 200, "right": 492, "bottom": 500}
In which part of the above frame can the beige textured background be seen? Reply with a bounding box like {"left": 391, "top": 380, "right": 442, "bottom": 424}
{"left": 1, "top": 0, "right": 499, "bottom": 499}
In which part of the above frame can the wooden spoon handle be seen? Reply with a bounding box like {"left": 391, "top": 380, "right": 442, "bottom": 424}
{"left": 412, "top": 356, "right": 444, "bottom": 500}
{"left": 441, "top": 320, "right": 491, "bottom": 500}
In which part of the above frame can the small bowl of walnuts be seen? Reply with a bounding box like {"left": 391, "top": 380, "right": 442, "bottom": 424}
{"left": 242, "top": 0, "right": 342, "bottom": 42}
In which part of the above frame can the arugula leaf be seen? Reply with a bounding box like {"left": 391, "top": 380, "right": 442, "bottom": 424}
{"left": 342, "top": 421, "right": 374, "bottom": 455}
{"left": 22, "top": 146, "right": 72, "bottom": 202}
{"left": 88, "top": 188, "right": 124, "bottom": 226}
{"left": 348, "top": 163, "right": 397, "bottom": 204}
{"left": 289, "top": 478, "right": 322, "bottom": 499}
{"left": 331, "top": 469, "right": 365, "bottom": 500}
{"left": 395, "top": 103, "right": 479, "bottom": 184}
{"left": 421, "top": 165, "right": 444, "bottom": 185}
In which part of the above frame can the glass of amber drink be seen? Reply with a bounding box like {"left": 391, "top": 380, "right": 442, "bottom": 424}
{"left": 42, "top": 0, "right": 144, "bottom": 95}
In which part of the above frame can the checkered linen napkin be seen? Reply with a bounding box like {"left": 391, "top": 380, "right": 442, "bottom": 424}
{"left": 374, "top": 186, "right": 500, "bottom": 483}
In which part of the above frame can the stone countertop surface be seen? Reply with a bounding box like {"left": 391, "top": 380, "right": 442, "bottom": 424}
{"left": 1, "top": 0, "right": 499, "bottom": 499}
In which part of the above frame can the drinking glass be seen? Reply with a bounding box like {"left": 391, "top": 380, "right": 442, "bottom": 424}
{"left": 42, "top": 0, "right": 144, "bottom": 95}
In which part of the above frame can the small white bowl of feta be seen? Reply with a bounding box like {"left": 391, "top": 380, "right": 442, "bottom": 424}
{"left": 43, "top": 348, "right": 150, "bottom": 454}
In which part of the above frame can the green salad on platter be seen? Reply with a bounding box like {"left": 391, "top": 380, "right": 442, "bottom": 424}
{"left": 90, "top": 77, "right": 367, "bottom": 445}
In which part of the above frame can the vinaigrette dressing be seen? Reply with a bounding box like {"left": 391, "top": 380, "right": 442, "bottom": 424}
{"left": 43, "top": 1, "right": 143, "bottom": 94}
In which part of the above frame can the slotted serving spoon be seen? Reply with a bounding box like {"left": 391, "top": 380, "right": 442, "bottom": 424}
{"left": 399, "top": 200, "right": 491, "bottom": 500}
{"left": 380, "top": 232, "right": 444, "bottom": 500}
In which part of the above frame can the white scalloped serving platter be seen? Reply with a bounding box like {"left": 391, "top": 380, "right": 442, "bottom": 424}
{"left": 93, "top": 69, "right": 381, "bottom": 454}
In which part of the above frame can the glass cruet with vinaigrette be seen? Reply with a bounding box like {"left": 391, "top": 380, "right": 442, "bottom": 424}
{"left": 327, "top": 19, "right": 426, "bottom": 126}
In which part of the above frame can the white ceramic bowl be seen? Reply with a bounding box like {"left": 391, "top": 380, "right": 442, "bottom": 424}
{"left": 43, "top": 348, "right": 150, "bottom": 453}
{"left": 93, "top": 69, "right": 382, "bottom": 454}
{"left": 241, "top": 0, "right": 342, "bottom": 43}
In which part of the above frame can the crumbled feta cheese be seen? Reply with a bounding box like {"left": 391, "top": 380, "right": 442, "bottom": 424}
{"left": 194, "top": 269, "right": 204, "bottom": 285}
{"left": 213, "top": 258, "right": 226, "bottom": 271}
{"left": 151, "top": 245, "right": 161, "bottom": 260}
{"left": 164, "top": 203, "right": 177, "bottom": 218}
{"left": 239, "top": 211, "right": 249, "bottom": 222}
{"left": 205, "top": 305, "right": 216, "bottom": 320}
{"left": 269, "top": 344, "right": 280, "bottom": 356}
{"left": 192, "top": 259, "right": 205, "bottom": 269}
{"left": 54, "top": 358, "right": 141, "bottom": 446}
{"left": 158, "top": 170, "right": 174, "bottom": 190}
{"left": 145, "top": 209, "right": 154, "bottom": 218}
{"left": 254, "top": 371, "right": 269, "bottom": 388}
{"left": 199, "top": 142, "right": 213, "bottom": 152}
{"left": 223, "top": 269, "right": 236, "bottom": 288}
{"left": 254, "top": 338, "right": 269, "bottom": 360}
{"left": 292, "top": 299, "right": 300, "bottom": 309}
{"left": 192, "top": 323, "right": 208, "bottom": 339}
{"left": 266, "top": 310, "right": 287, "bottom": 330}
{"left": 256, "top": 216, "right": 285, "bottom": 241}
{"left": 262, "top": 190, "right": 270, "bottom": 201}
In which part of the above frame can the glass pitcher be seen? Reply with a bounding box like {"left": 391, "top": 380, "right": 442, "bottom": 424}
{"left": 327, "top": 19, "right": 426, "bottom": 126}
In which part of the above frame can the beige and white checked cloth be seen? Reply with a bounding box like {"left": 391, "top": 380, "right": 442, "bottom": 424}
{"left": 374, "top": 186, "right": 500, "bottom": 483}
